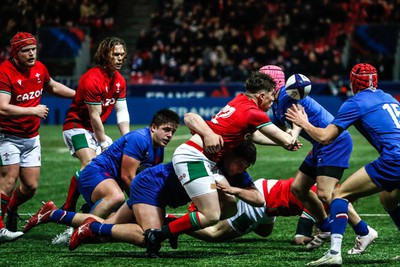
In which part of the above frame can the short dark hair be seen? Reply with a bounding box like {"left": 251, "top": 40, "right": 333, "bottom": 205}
{"left": 232, "top": 139, "right": 257, "bottom": 166}
{"left": 151, "top": 109, "right": 181, "bottom": 127}
{"left": 245, "top": 71, "right": 276, "bottom": 94}
{"left": 94, "top": 37, "right": 127, "bottom": 66}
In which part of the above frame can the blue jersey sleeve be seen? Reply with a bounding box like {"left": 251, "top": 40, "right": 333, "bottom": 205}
{"left": 331, "top": 97, "right": 361, "bottom": 130}
{"left": 123, "top": 132, "right": 150, "bottom": 161}
{"left": 229, "top": 171, "right": 254, "bottom": 188}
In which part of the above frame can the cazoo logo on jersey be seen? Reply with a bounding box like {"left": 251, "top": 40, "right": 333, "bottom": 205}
{"left": 103, "top": 98, "right": 116, "bottom": 106}
{"left": 16, "top": 89, "right": 43, "bottom": 101}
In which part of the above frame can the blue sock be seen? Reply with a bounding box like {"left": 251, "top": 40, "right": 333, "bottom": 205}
{"left": 330, "top": 198, "right": 349, "bottom": 235}
{"left": 316, "top": 216, "right": 330, "bottom": 232}
{"left": 386, "top": 205, "right": 400, "bottom": 231}
{"left": 352, "top": 220, "right": 369, "bottom": 236}
{"left": 90, "top": 222, "right": 113, "bottom": 237}
{"left": 50, "top": 210, "right": 75, "bottom": 225}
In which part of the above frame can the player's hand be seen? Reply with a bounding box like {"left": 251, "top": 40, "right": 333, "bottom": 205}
{"left": 100, "top": 139, "right": 112, "bottom": 152}
{"left": 216, "top": 180, "right": 239, "bottom": 196}
{"left": 285, "top": 128, "right": 303, "bottom": 151}
{"left": 203, "top": 133, "right": 224, "bottom": 154}
{"left": 292, "top": 235, "right": 312, "bottom": 245}
{"left": 285, "top": 104, "right": 309, "bottom": 127}
{"left": 34, "top": 104, "right": 49, "bottom": 119}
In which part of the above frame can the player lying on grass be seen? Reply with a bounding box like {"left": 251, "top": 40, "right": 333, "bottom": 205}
{"left": 24, "top": 142, "right": 376, "bottom": 257}
{"left": 184, "top": 177, "right": 376, "bottom": 255}
{"left": 23, "top": 141, "right": 263, "bottom": 256}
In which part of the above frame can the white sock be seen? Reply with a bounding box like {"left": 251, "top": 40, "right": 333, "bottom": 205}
{"left": 330, "top": 233, "right": 343, "bottom": 254}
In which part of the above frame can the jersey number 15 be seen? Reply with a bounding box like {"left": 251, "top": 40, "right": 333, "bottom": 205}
{"left": 383, "top": 103, "right": 400, "bottom": 128}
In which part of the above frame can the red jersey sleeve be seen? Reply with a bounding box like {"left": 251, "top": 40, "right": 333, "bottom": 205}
{"left": 81, "top": 77, "right": 104, "bottom": 104}
{"left": 245, "top": 107, "right": 271, "bottom": 128}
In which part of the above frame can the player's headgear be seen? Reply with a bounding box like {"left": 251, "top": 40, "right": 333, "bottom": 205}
{"left": 350, "top": 63, "right": 378, "bottom": 95}
{"left": 10, "top": 32, "right": 37, "bottom": 59}
{"left": 259, "top": 65, "right": 285, "bottom": 93}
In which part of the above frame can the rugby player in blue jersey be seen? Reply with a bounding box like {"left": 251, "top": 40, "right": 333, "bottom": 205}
{"left": 23, "top": 140, "right": 263, "bottom": 257}
{"left": 260, "top": 65, "right": 376, "bottom": 253}
{"left": 23, "top": 109, "right": 180, "bottom": 237}
{"left": 77, "top": 108, "right": 180, "bottom": 218}
{"left": 286, "top": 63, "right": 400, "bottom": 266}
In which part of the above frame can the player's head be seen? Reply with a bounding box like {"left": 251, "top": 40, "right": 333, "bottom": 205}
{"left": 219, "top": 140, "right": 257, "bottom": 177}
{"left": 10, "top": 32, "right": 37, "bottom": 67}
{"left": 350, "top": 63, "right": 378, "bottom": 95}
{"left": 259, "top": 65, "right": 285, "bottom": 93}
{"left": 245, "top": 71, "right": 276, "bottom": 112}
{"left": 150, "top": 109, "right": 181, "bottom": 147}
{"left": 94, "top": 37, "right": 127, "bottom": 71}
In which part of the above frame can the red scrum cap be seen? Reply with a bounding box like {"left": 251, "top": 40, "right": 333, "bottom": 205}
{"left": 350, "top": 63, "right": 378, "bottom": 95}
{"left": 259, "top": 65, "right": 285, "bottom": 93}
{"left": 10, "top": 32, "right": 37, "bottom": 58}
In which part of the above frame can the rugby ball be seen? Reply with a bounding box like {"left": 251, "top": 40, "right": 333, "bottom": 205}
{"left": 285, "top": 73, "right": 312, "bottom": 100}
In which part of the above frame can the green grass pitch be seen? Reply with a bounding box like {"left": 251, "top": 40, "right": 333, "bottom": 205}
{"left": 1, "top": 125, "right": 399, "bottom": 267}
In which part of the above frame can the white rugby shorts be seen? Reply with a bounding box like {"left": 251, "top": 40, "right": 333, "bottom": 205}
{"left": 172, "top": 143, "right": 223, "bottom": 198}
{"left": 63, "top": 128, "right": 99, "bottom": 156}
{"left": 0, "top": 133, "right": 41, "bottom": 167}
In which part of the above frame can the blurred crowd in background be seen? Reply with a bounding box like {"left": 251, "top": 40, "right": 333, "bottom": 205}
{"left": 132, "top": 0, "right": 399, "bottom": 84}
{"left": 1, "top": 0, "right": 399, "bottom": 85}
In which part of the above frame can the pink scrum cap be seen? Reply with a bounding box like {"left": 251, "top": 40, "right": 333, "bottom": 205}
{"left": 259, "top": 65, "right": 285, "bottom": 92}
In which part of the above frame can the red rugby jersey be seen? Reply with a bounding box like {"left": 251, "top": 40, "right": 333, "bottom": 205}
{"left": 263, "top": 178, "right": 318, "bottom": 217}
{"left": 63, "top": 66, "right": 126, "bottom": 131}
{"left": 0, "top": 59, "right": 50, "bottom": 138}
{"left": 204, "top": 93, "right": 271, "bottom": 162}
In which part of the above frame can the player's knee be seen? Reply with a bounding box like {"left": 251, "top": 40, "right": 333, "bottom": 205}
{"left": 291, "top": 184, "right": 304, "bottom": 199}
{"left": 107, "top": 193, "right": 125, "bottom": 209}
{"left": 20, "top": 183, "right": 38, "bottom": 197}
{"left": 201, "top": 211, "right": 220, "bottom": 227}
{"left": 316, "top": 192, "right": 332, "bottom": 205}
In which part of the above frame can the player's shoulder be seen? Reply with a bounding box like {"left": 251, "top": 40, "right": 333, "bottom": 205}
{"left": 0, "top": 59, "right": 11, "bottom": 69}
{"left": 82, "top": 66, "right": 102, "bottom": 78}
{"left": 126, "top": 127, "right": 151, "bottom": 142}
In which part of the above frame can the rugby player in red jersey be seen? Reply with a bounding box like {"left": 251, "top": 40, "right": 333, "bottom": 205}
{"left": 0, "top": 32, "right": 75, "bottom": 240}
{"left": 144, "top": 71, "right": 303, "bottom": 257}
{"left": 52, "top": 37, "right": 130, "bottom": 244}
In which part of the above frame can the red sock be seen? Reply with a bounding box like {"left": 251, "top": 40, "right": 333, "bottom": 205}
{"left": 8, "top": 187, "right": 30, "bottom": 212}
{"left": 168, "top": 212, "right": 202, "bottom": 234}
{"left": 1, "top": 194, "right": 10, "bottom": 219}
{"left": 0, "top": 216, "right": 4, "bottom": 229}
{"left": 63, "top": 172, "right": 80, "bottom": 211}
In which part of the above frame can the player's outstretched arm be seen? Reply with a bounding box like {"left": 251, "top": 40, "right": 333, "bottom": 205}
{"left": 258, "top": 123, "right": 299, "bottom": 151}
{"left": 46, "top": 78, "right": 75, "bottom": 98}
{"left": 286, "top": 104, "right": 341, "bottom": 145}
{"left": 216, "top": 181, "right": 264, "bottom": 207}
